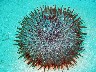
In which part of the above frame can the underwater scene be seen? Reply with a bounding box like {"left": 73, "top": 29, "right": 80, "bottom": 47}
{"left": 0, "top": 0, "right": 96, "bottom": 72}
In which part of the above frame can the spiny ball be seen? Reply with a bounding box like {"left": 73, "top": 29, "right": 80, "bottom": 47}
{"left": 14, "top": 5, "right": 87, "bottom": 71}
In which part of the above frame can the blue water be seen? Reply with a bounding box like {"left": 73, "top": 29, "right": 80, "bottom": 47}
{"left": 0, "top": 0, "right": 96, "bottom": 72}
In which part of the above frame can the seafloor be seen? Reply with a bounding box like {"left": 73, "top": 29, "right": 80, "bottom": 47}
{"left": 0, "top": 0, "right": 96, "bottom": 72}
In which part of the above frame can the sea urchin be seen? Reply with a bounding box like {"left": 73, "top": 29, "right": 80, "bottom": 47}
{"left": 14, "top": 5, "right": 87, "bottom": 72}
